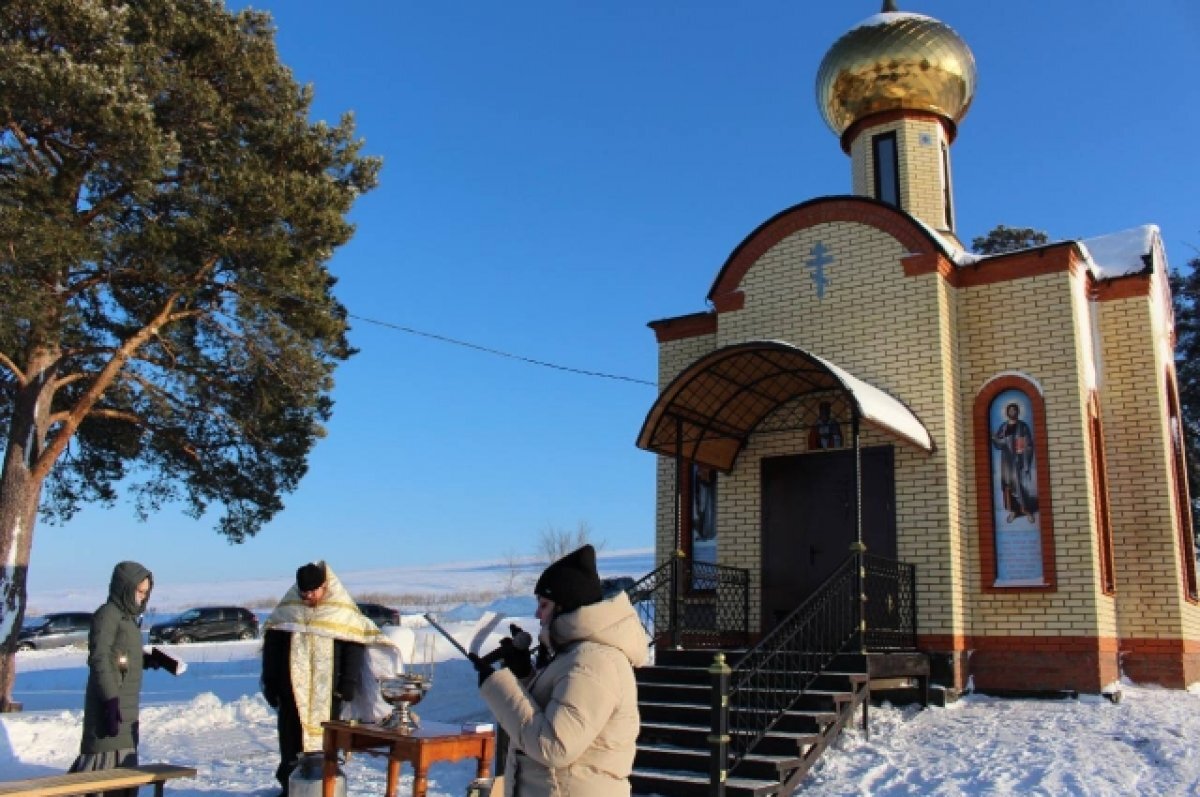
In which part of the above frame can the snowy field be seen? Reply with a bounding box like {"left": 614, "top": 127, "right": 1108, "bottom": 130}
{"left": 4, "top": 551, "right": 1200, "bottom": 795}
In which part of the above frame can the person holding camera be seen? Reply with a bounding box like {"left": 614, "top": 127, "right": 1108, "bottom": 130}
{"left": 473, "top": 545, "right": 648, "bottom": 797}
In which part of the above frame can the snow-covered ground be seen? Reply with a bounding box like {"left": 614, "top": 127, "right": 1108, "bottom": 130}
{"left": 3, "top": 614, "right": 522, "bottom": 796}
{"left": 5, "top": 553, "right": 1200, "bottom": 795}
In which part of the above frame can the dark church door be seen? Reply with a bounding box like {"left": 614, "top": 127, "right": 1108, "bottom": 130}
{"left": 761, "top": 446, "right": 896, "bottom": 632}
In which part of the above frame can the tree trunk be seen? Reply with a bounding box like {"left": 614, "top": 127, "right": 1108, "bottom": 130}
{"left": 0, "top": 357, "right": 56, "bottom": 710}
{"left": 0, "top": 457, "right": 42, "bottom": 711}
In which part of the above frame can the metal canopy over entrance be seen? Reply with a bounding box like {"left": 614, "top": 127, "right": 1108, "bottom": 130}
{"left": 636, "top": 340, "right": 933, "bottom": 472}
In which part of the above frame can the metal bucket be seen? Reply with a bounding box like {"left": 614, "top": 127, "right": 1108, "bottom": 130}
{"left": 465, "top": 778, "right": 494, "bottom": 797}
{"left": 288, "top": 753, "right": 346, "bottom": 797}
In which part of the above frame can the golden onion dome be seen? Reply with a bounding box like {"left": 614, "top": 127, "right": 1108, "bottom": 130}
{"left": 816, "top": 4, "right": 977, "bottom": 137}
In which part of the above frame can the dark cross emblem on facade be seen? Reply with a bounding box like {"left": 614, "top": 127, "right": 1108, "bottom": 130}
{"left": 805, "top": 242, "right": 833, "bottom": 300}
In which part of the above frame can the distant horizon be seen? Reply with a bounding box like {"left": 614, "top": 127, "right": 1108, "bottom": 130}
{"left": 24, "top": 546, "right": 656, "bottom": 616}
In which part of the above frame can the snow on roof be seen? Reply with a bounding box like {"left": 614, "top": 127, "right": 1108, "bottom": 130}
{"left": 908, "top": 215, "right": 982, "bottom": 266}
{"left": 808, "top": 349, "right": 934, "bottom": 452}
{"left": 1077, "top": 224, "right": 1160, "bottom": 281}
{"left": 850, "top": 12, "right": 935, "bottom": 32}
{"left": 929, "top": 223, "right": 1160, "bottom": 280}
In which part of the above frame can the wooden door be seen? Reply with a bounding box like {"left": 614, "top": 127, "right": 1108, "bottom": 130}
{"left": 761, "top": 446, "right": 895, "bottom": 632}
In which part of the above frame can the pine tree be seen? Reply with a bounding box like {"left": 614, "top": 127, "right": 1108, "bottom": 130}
{"left": 971, "top": 225, "right": 1050, "bottom": 255}
{"left": 0, "top": 0, "right": 380, "bottom": 706}
{"left": 1170, "top": 258, "right": 1200, "bottom": 546}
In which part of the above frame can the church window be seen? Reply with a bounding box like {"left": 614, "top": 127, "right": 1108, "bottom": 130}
{"left": 1167, "top": 375, "right": 1198, "bottom": 601}
{"left": 1087, "top": 394, "right": 1116, "bottom": 595}
{"left": 872, "top": 132, "right": 900, "bottom": 208}
{"left": 941, "top": 141, "right": 955, "bottom": 229}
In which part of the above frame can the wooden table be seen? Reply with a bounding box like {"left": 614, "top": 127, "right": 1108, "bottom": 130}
{"left": 322, "top": 720, "right": 495, "bottom": 797}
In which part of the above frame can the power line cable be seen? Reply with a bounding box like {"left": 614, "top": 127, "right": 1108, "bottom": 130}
{"left": 346, "top": 311, "right": 657, "bottom": 387}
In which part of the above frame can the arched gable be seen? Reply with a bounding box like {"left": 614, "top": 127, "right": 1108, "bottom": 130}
{"left": 707, "top": 195, "right": 954, "bottom": 307}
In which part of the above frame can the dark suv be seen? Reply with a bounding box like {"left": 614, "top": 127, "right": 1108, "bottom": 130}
{"left": 148, "top": 606, "right": 259, "bottom": 643}
{"left": 357, "top": 602, "right": 400, "bottom": 627}
{"left": 18, "top": 612, "right": 93, "bottom": 650}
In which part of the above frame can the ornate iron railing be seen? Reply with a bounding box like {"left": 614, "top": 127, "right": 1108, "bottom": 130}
{"left": 862, "top": 554, "right": 917, "bottom": 650}
{"left": 718, "top": 552, "right": 917, "bottom": 777}
{"left": 625, "top": 553, "right": 752, "bottom": 648}
{"left": 723, "top": 554, "right": 860, "bottom": 769}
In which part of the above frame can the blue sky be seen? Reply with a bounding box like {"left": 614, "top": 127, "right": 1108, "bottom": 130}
{"left": 29, "top": 1, "right": 1200, "bottom": 594}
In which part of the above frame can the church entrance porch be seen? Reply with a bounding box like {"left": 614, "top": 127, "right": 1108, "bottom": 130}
{"left": 761, "top": 446, "right": 896, "bottom": 632}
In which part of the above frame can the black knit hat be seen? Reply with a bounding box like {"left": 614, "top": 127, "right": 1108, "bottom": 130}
{"left": 296, "top": 561, "right": 327, "bottom": 593}
{"left": 534, "top": 545, "right": 603, "bottom": 613}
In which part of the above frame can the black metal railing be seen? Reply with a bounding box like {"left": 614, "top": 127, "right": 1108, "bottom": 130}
{"left": 723, "top": 554, "right": 860, "bottom": 771}
{"left": 625, "top": 553, "right": 752, "bottom": 648}
{"left": 717, "top": 552, "right": 917, "bottom": 782}
{"left": 862, "top": 554, "right": 917, "bottom": 651}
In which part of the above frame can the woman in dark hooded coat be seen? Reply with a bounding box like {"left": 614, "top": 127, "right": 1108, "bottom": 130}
{"left": 68, "top": 560, "right": 155, "bottom": 795}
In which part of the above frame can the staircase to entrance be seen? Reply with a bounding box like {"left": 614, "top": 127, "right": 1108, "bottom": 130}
{"left": 623, "top": 552, "right": 926, "bottom": 797}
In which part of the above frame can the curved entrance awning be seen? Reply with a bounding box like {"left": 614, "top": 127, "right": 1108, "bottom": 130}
{"left": 636, "top": 340, "right": 933, "bottom": 471}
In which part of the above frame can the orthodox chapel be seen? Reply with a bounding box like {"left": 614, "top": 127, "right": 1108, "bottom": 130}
{"left": 636, "top": 3, "right": 1198, "bottom": 694}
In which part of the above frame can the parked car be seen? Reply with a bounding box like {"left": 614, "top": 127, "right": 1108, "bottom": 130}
{"left": 356, "top": 602, "right": 400, "bottom": 627}
{"left": 148, "top": 606, "right": 259, "bottom": 643}
{"left": 600, "top": 576, "right": 637, "bottom": 599}
{"left": 17, "top": 612, "right": 93, "bottom": 651}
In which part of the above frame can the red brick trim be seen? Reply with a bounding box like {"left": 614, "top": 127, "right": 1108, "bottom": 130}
{"left": 917, "top": 633, "right": 967, "bottom": 651}
{"left": 919, "top": 634, "right": 1124, "bottom": 693}
{"left": 919, "top": 634, "right": 1200, "bottom": 689}
{"left": 708, "top": 196, "right": 939, "bottom": 304}
{"left": 956, "top": 244, "right": 1077, "bottom": 288}
{"left": 1091, "top": 273, "right": 1151, "bottom": 301}
{"left": 967, "top": 635, "right": 1118, "bottom": 693}
{"left": 900, "top": 251, "right": 957, "bottom": 283}
{"left": 972, "top": 376, "right": 1058, "bottom": 593}
{"left": 1120, "top": 637, "right": 1200, "bottom": 688}
{"left": 1120, "top": 637, "right": 1200, "bottom": 654}
{"left": 838, "top": 109, "right": 957, "bottom": 154}
{"left": 711, "top": 291, "right": 744, "bottom": 313}
{"left": 969, "top": 635, "right": 1119, "bottom": 653}
{"left": 649, "top": 312, "right": 717, "bottom": 343}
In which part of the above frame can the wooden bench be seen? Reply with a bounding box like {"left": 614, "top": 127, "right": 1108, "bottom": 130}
{"left": 0, "top": 763, "right": 197, "bottom": 796}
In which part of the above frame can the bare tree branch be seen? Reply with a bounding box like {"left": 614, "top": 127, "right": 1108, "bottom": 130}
{"left": 0, "top": 351, "right": 26, "bottom": 386}
{"left": 5, "top": 122, "right": 51, "bottom": 173}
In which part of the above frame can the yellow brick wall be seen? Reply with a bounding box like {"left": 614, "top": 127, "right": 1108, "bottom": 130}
{"left": 704, "top": 221, "right": 960, "bottom": 637}
{"left": 1097, "top": 281, "right": 1200, "bottom": 641}
{"left": 957, "top": 270, "right": 1116, "bottom": 638}
{"left": 648, "top": 220, "right": 1174, "bottom": 648}
{"left": 849, "top": 117, "right": 952, "bottom": 234}
{"left": 654, "top": 332, "right": 717, "bottom": 567}
{"left": 936, "top": 277, "right": 971, "bottom": 638}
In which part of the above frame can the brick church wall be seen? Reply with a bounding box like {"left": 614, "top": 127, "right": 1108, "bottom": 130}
{"left": 1096, "top": 276, "right": 1200, "bottom": 687}
{"left": 648, "top": 207, "right": 1196, "bottom": 692}
{"left": 955, "top": 267, "right": 1119, "bottom": 692}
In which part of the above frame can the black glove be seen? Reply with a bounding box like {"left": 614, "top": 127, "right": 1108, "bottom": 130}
{"left": 468, "top": 653, "right": 495, "bottom": 687}
{"left": 498, "top": 637, "right": 532, "bottom": 679}
{"left": 263, "top": 689, "right": 279, "bottom": 709}
{"left": 143, "top": 651, "right": 161, "bottom": 670}
{"left": 102, "top": 697, "right": 122, "bottom": 737}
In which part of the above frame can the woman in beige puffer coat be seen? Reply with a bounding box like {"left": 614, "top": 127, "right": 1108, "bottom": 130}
{"left": 478, "top": 545, "right": 648, "bottom": 797}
